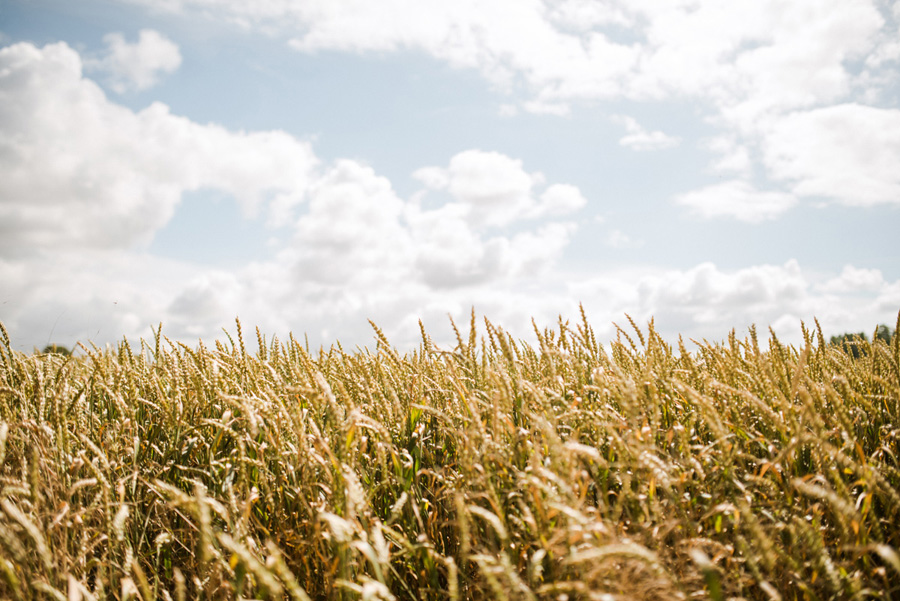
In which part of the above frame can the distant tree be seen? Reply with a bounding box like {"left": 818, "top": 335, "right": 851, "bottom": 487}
{"left": 874, "top": 324, "right": 894, "bottom": 344}
{"left": 829, "top": 324, "right": 894, "bottom": 358}
{"left": 41, "top": 344, "right": 72, "bottom": 356}
{"left": 829, "top": 332, "right": 868, "bottom": 359}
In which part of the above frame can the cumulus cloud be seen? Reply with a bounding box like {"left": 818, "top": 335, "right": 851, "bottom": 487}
{"left": 521, "top": 99, "right": 572, "bottom": 116}
{"left": 6, "top": 248, "right": 896, "bottom": 355}
{"left": 705, "top": 136, "right": 753, "bottom": 177}
{"left": 0, "top": 41, "right": 317, "bottom": 255}
{"left": 546, "top": 0, "right": 631, "bottom": 31}
{"left": 642, "top": 261, "right": 807, "bottom": 320}
{"left": 112, "top": 0, "right": 900, "bottom": 227}
{"left": 816, "top": 265, "right": 886, "bottom": 294}
{"left": 286, "top": 159, "right": 415, "bottom": 288}
{"left": 86, "top": 29, "right": 182, "bottom": 92}
{"left": 0, "top": 250, "right": 204, "bottom": 350}
{"left": 413, "top": 150, "right": 586, "bottom": 228}
{"left": 279, "top": 151, "right": 584, "bottom": 293}
{"left": 540, "top": 184, "right": 589, "bottom": 215}
{"left": 444, "top": 150, "right": 538, "bottom": 227}
{"left": 573, "top": 260, "right": 900, "bottom": 346}
{"left": 125, "top": 0, "right": 894, "bottom": 110}
{"left": 719, "top": 2, "right": 882, "bottom": 121}
{"left": 0, "top": 40, "right": 593, "bottom": 351}
{"left": 761, "top": 104, "right": 900, "bottom": 206}
{"left": 674, "top": 180, "right": 797, "bottom": 223}
{"left": 2, "top": 35, "right": 897, "bottom": 355}
{"left": 613, "top": 115, "right": 679, "bottom": 151}
{"left": 114, "top": 0, "right": 900, "bottom": 222}
{"left": 118, "top": 0, "right": 641, "bottom": 103}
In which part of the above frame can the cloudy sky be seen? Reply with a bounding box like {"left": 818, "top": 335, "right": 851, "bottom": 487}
{"left": 1, "top": 0, "right": 899, "bottom": 352}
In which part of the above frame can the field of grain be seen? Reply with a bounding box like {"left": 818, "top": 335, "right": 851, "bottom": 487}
{"left": 0, "top": 312, "right": 898, "bottom": 600}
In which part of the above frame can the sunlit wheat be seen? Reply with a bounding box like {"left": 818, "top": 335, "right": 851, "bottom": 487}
{"left": 0, "top": 312, "right": 898, "bottom": 599}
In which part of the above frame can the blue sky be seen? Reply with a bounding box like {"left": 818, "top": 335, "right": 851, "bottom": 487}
{"left": 1, "top": 0, "right": 899, "bottom": 352}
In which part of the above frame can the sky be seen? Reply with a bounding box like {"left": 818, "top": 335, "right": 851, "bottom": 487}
{"left": 1, "top": 0, "right": 899, "bottom": 353}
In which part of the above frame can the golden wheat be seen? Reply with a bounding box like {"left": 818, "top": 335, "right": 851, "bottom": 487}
{"left": 0, "top": 312, "right": 898, "bottom": 600}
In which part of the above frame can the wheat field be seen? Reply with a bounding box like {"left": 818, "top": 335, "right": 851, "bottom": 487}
{"left": 0, "top": 311, "right": 898, "bottom": 600}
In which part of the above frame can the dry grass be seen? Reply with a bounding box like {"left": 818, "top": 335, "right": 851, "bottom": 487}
{"left": 0, "top": 310, "right": 898, "bottom": 600}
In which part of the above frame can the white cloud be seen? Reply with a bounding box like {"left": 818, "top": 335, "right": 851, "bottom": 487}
{"left": 444, "top": 149, "right": 538, "bottom": 226}
{"left": 280, "top": 1, "right": 643, "bottom": 100}
{"left": 409, "top": 219, "right": 576, "bottom": 288}
{"left": 6, "top": 247, "right": 897, "bottom": 355}
{"left": 408, "top": 204, "right": 492, "bottom": 288}
{"left": 522, "top": 99, "right": 572, "bottom": 116}
{"left": 705, "top": 136, "right": 753, "bottom": 176}
{"left": 506, "top": 222, "right": 576, "bottom": 277}
{"left": 286, "top": 159, "right": 415, "bottom": 288}
{"left": 540, "top": 184, "right": 588, "bottom": 215}
{"left": 112, "top": 0, "right": 900, "bottom": 224}
{"left": 720, "top": 2, "right": 883, "bottom": 120}
{"left": 404, "top": 154, "right": 586, "bottom": 288}
{"left": 118, "top": 0, "right": 642, "bottom": 102}
{"left": 0, "top": 251, "right": 204, "bottom": 351}
{"left": 86, "top": 29, "right": 182, "bottom": 92}
{"left": 115, "top": 0, "right": 898, "bottom": 114}
{"left": 414, "top": 150, "right": 585, "bottom": 228}
{"left": 165, "top": 270, "right": 247, "bottom": 337}
{"left": 2, "top": 34, "right": 897, "bottom": 355}
{"left": 0, "top": 41, "right": 592, "bottom": 351}
{"left": 674, "top": 179, "right": 797, "bottom": 223}
{"left": 762, "top": 104, "right": 900, "bottom": 206}
{"left": 629, "top": 0, "right": 887, "bottom": 119}
{"left": 614, "top": 115, "right": 679, "bottom": 151}
{"left": 605, "top": 229, "right": 642, "bottom": 249}
{"left": 411, "top": 166, "right": 450, "bottom": 190}
{"left": 0, "top": 41, "right": 317, "bottom": 256}
{"left": 573, "top": 260, "right": 900, "bottom": 346}
{"left": 644, "top": 261, "right": 807, "bottom": 315}
{"left": 817, "top": 265, "right": 886, "bottom": 294}
{"left": 546, "top": 0, "right": 631, "bottom": 31}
